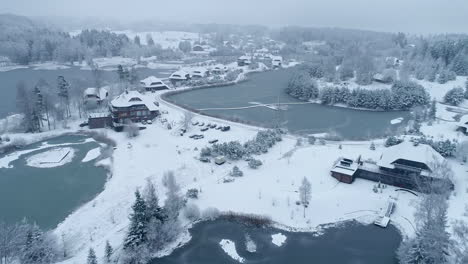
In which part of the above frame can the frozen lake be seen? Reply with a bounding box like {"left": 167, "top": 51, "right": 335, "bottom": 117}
{"left": 165, "top": 68, "right": 411, "bottom": 139}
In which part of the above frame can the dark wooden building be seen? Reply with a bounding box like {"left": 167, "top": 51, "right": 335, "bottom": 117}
{"left": 110, "top": 90, "right": 159, "bottom": 129}
{"left": 331, "top": 142, "right": 453, "bottom": 192}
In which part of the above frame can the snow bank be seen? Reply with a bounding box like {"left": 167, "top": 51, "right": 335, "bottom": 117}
{"left": 82, "top": 147, "right": 101, "bottom": 162}
{"left": 390, "top": 117, "right": 404, "bottom": 125}
{"left": 0, "top": 65, "right": 29, "bottom": 72}
{"left": 245, "top": 235, "right": 257, "bottom": 253}
{"left": 32, "top": 62, "right": 70, "bottom": 70}
{"left": 219, "top": 239, "right": 245, "bottom": 263}
{"left": 26, "top": 147, "right": 75, "bottom": 168}
{"left": 271, "top": 233, "right": 287, "bottom": 247}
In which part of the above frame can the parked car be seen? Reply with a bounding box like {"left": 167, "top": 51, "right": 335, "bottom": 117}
{"left": 221, "top": 126, "right": 231, "bottom": 132}
{"left": 141, "top": 120, "right": 147, "bottom": 125}
{"left": 201, "top": 127, "right": 209, "bottom": 132}
{"left": 209, "top": 124, "right": 217, "bottom": 129}
{"left": 79, "top": 122, "right": 88, "bottom": 127}
{"left": 193, "top": 135, "right": 204, "bottom": 140}
{"left": 209, "top": 139, "right": 219, "bottom": 144}
{"left": 199, "top": 157, "right": 210, "bottom": 163}
{"left": 199, "top": 122, "right": 205, "bottom": 126}
{"left": 192, "top": 121, "right": 199, "bottom": 126}
{"left": 147, "top": 120, "right": 153, "bottom": 125}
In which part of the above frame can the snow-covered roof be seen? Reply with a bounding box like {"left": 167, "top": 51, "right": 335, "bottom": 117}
{"left": 169, "top": 70, "right": 189, "bottom": 80}
{"left": 458, "top": 115, "right": 468, "bottom": 129}
{"left": 377, "top": 141, "right": 444, "bottom": 172}
{"left": 238, "top": 55, "right": 251, "bottom": 60}
{"left": 84, "top": 88, "right": 98, "bottom": 96}
{"left": 110, "top": 91, "right": 158, "bottom": 111}
{"left": 140, "top": 76, "right": 165, "bottom": 87}
{"left": 191, "top": 67, "right": 207, "bottom": 75}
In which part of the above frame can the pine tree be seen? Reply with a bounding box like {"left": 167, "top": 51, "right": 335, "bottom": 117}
{"left": 143, "top": 179, "right": 166, "bottom": 222}
{"left": 299, "top": 177, "right": 311, "bottom": 218}
{"left": 117, "top": 65, "right": 125, "bottom": 82}
{"left": 57, "top": 76, "right": 70, "bottom": 118}
{"left": 104, "top": 241, "right": 113, "bottom": 263}
{"left": 87, "top": 248, "right": 97, "bottom": 264}
{"left": 123, "top": 190, "right": 149, "bottom": 249}
{"left": 134, "top": 35, "right": 141, "bottom": 46}
{"left": 20, "top": 223, "right": 57, "bottom": 264}
{"left": 465, "top": 79, "right": 468, "bottom": 99}
{"left": 429, "top": 99, "right": 437, "bottom": 120}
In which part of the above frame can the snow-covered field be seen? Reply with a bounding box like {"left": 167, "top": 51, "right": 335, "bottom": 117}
{"left": 26, "top": 147, "right": 75, "bottom": 168}
{"left": 112, "top": 30, "right": 200, "bottom": 49}
{"left": 46, "top": 87, "right": 468, "bottom": 263}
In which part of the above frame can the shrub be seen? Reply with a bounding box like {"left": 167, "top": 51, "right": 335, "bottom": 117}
{"left": 443, "top": 87, "right": 465, "bottom": 106}
{"left": 248, "top": 159, "right": 263, "bottom": 169}
{"left": 183, "top": 203, "right": 201, "bottom": 221}
{"left": 230, "top": 166, "right": 244, "bottom": 177}
{"left": 225, "top": 69, "right": 242, "bottom": 82}
{"left": 385, "top": 136, "right": 403, "bottom": 147}
{"left": 186, "top": 188, "right": 199, "bottom": 199}
{"left": 308, "top": 135, "right": 316, "bottom": 145}
{"left": 200, "top": 147, "right": 211, "bottom": 157}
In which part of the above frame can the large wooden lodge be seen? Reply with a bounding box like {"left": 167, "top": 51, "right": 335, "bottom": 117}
{"left": 109, "top": 90, "right": 159, "bottom": 129}
{"left": 331, "top": 141, "right": 454, "bottom": 192}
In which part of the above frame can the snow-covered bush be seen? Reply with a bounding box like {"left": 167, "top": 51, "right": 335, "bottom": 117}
{"left": 202, "top": 207, "right": 220, "bottom": 220}
{"left": 186, "top": 188, "right": 199, "bottom": 199}
{"left": 183, "top": 203, "right": 201, "bottom": 221}
{"left": 308, "top": 135, "right": 316, "bottom": 145}
{"left": 370, "top": 142, "right": 376, "bottom": 150}
{"left": 437, "top": 69, "right": 457, "bottom": 84}
{"left": 411, "top": 137, "right": 458, "bottom": 157}
{"left": 200, "top": 147, "right": 211, "bottom": 157}
{"left": 385, "top": 136, "right": 403, "bottom": 147}
{"left": 248, "top": 159, "right": 263, "bottom": 169}
{"left": 124, "top": 122, "right": 139, "bottom": 138}
{"left": 443, "top": 87, "right": 465, "bottom": 106}
{"left": 230, "top": 166, "right": 244, "bottom": 177}
{"left": 225, "top": 69, "right": 242, "bottom": 82}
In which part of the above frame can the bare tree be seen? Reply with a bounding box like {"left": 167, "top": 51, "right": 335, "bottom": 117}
{"left": 182, "top": 111, "right": 194, "bottom": 131}
{"left": 299, "top": 177, "right": 311, "bottom": 218}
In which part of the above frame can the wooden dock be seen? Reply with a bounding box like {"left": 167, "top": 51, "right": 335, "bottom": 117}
{"left": 374, "top": 198, "right": 396, "bottom": 228}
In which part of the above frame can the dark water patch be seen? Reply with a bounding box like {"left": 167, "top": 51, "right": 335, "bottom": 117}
{"left": 153, "top": 219, "right": 401, "bottom": 264}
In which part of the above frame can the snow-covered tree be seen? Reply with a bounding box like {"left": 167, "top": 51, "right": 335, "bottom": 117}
{"left": 123, "top": 190, "right": 148, "bottom": 250}
{"left": 286, "top": 70, "right": 319, "bottom": 100}
{"left": 443, "top": 87, "right": 465, "bottom": 106}
{"left": 104, "top": 241, "right": 113, "bottom": 263}
{"left": 57, "top": 76, "right": 70, "bottom": 118}
{"left": 428, "top": 99, "right": 437, "bottom": 120}
{"left": 134, "top": 35, "right": 141, "bottom": 46}
{"left": 146, "top": 34, "right": 155, "bottom": 46}
{"left": 143, "top": 179, "right": 166, "bottom": 222}
{"left": 178, "top": 41, "right": 192, "bottom": 53}
{"left": 299, "top": 177, "right": 312, "bottom": 218}
{"left": 248, "top": 159, "right": 263, "bottom": 169}
{"left": 370, "top": 142, "right": 376, "bottom": 150}
{"left": 19, "top": 223, "right": 58, "bottom": 264}
{"left": 87, "top": 248, "right": 97, "bottom": 264}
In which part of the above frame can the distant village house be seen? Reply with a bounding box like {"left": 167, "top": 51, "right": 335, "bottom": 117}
{"left": 140, "top": 76, "right": 169, "bottom": 92}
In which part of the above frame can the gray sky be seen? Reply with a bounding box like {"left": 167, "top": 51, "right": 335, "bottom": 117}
{"left": 3, "top": 0, "right": 468, "bottom": 34}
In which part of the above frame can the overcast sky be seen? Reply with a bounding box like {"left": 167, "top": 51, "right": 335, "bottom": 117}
{"left": 3, "top": 0, "right": 468, "bottom": 34}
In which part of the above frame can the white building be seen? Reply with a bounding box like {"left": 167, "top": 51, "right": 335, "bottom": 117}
{"left": 140, "top": 76, "right": 169, "bottom": 92}
{"left": 169, "top": 70, "right": 190, "bottom": 84}
{"left": 191, "top": 68, "right": 209, "bottom": 78}
{"left": 83, "top": 87, "right": 108, "bottom": 106}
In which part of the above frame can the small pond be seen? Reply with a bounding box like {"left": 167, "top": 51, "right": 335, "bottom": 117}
{"left": 0, "top": 134, "right": 108, "bottom": 229}
{"left": 166, "top": 68, "right": 411, "bottom": 139}
{"left": 153, "top": 219, "right": 401, "bottom": 264}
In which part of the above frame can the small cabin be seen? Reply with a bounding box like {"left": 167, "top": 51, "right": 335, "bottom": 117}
{"left": 169, "top": 71, "right": 190, "bottom": 84}
{"left": 330, "top": 158, "right": 359, "bottom": 184}
{"left": 271, "top": 56, "right": 283, "bottom": 68}
{"left": 237, "top": 56, "right": 252, "bottom": 66}
{"left": 212, "top": 64, "right": 228, "bottom": 74}
{"left": 88, "top": 112, "right": 112, "bottom": 129}
{"left": 84, "top": 87, "right": 108, "bottom": 108}
{"left": 191, "top": 68, "right": 209, "bottom": 78}
{"left": 140, "top": 76, "right": 169, "bottom": 92}
{"left": 193, "top": 45, "right": 205, "bottom": 52}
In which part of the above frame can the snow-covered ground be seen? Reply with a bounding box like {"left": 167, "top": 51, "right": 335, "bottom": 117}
{"left": 219, "top": 239, "right": 245, "bottom": 263}
{"left": 271, "top": 233, "right": 287, "bottom": 247}
{"left": 26, "top": 147, "right": 75, "bottom": 168}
